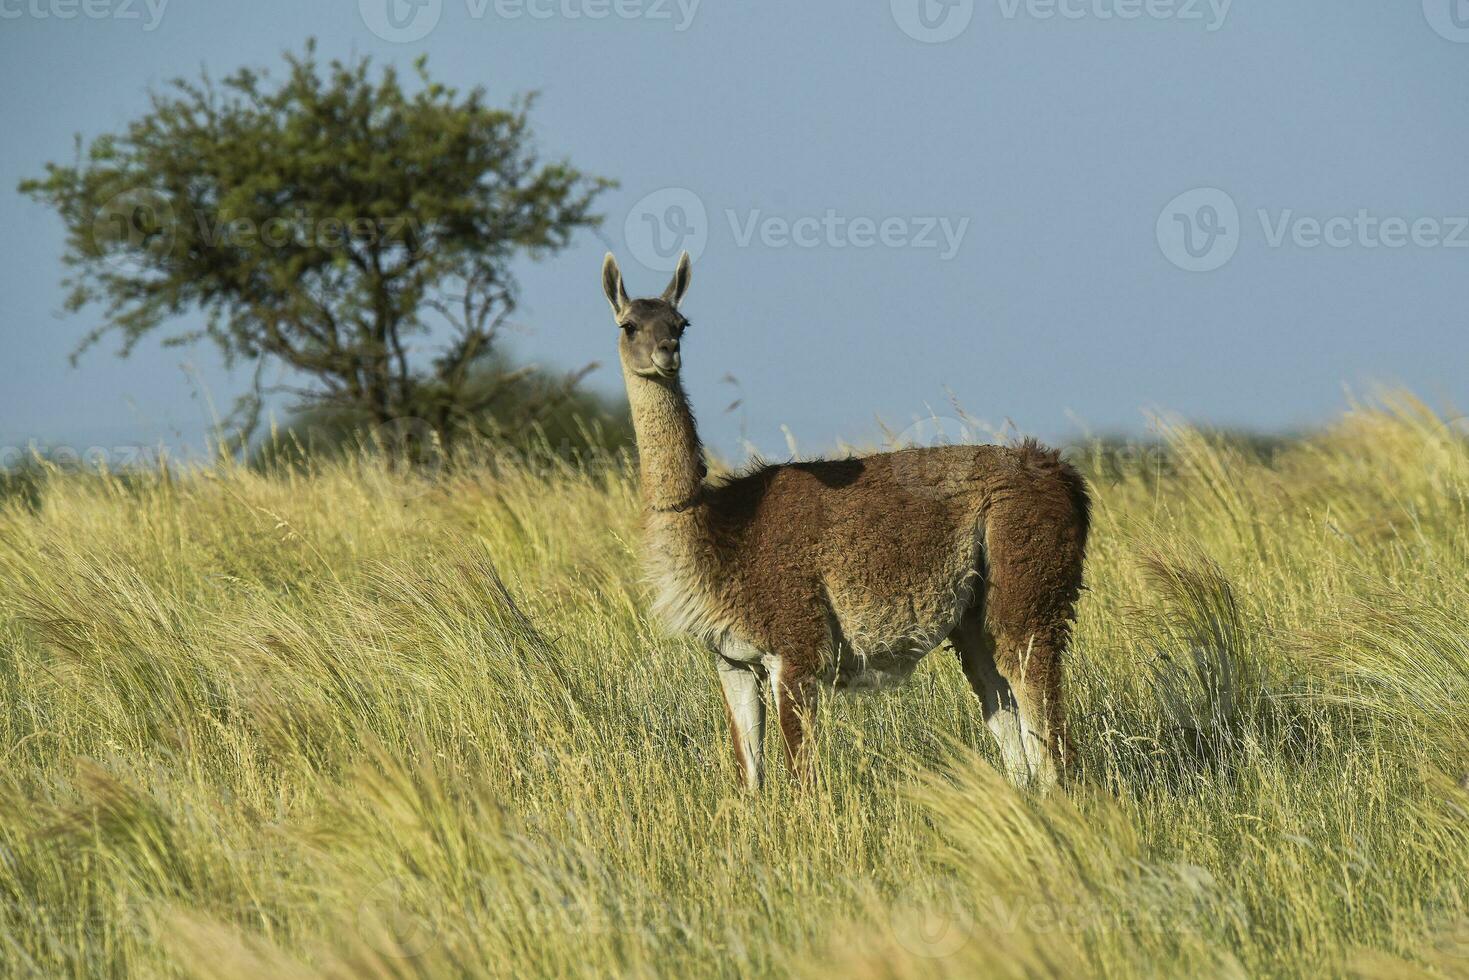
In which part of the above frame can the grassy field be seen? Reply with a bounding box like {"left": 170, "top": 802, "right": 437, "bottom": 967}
{"left": 1, "top": 395, "right": 1467, "bottom": 978}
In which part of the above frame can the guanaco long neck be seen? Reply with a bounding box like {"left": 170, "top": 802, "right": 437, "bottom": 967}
{"left": 623, "top": 367, "right": 705, "bottom": 512}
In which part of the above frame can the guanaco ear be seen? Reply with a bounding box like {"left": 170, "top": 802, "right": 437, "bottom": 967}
{"left": 602, "top": 252, "right": 630, "bottom": 317}
{"left": 661, "top": 251, "right": 692, "bottom": 307}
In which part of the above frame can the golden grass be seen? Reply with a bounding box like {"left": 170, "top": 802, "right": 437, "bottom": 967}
{"left": 1, "top": 394, "right": 1466, "bottom": 978}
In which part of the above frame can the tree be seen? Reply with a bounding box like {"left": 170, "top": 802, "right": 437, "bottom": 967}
{"left": 251, "top": 352, "right": 634, "bottom": 473}
{"left": 20, "top": 41, "right": 613, "bottom": 446}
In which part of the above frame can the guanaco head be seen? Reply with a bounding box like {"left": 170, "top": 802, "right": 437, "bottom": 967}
{"left": 602, "top": 251, "right": 692, "bottom": 381}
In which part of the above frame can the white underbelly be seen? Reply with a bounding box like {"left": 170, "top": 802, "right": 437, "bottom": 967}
{"left": 714, "top": 623, "right": 945, "bottom": 693}
{"left": 831, "top": 647, "right": 928, "bottom": 691}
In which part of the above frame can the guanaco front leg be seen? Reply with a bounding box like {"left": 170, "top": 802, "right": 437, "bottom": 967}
{"left": 767, "top": 654, "right": 819, "bottom": 785}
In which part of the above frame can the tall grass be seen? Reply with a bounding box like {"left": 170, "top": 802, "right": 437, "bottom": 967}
{"left": 1, "top": 395, "right": 1466, "bottom": 978}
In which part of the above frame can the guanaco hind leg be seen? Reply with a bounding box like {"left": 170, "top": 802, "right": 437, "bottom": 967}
{"left": 716, "top": 656, "right": 766, "bottom": 790}
{"left": 949, "top": 614, "right": 1059, "bottom": 791}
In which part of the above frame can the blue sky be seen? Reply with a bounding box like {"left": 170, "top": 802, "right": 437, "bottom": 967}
{"left": 2, "top": 0, "right": 1467, "bottom": 461}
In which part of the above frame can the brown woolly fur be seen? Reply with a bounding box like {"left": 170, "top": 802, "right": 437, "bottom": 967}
{"left": 602, "top": 251, "right": 1090, "bottom": 790}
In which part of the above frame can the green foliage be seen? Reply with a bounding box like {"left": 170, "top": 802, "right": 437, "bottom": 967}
{"left": 18, "top": 40, "right": 614, "bottom": 442}
{"left": 0, "top": 447, "right": 164, "bottom": 513}
{"left": 0, "top": 396, "right": 1465, "bottom": 977}
{"left": 250, "top": 356, "right": 634, "bottom": 471}
{"left": 0, "top": 456, "right": 47, "bottom": 512}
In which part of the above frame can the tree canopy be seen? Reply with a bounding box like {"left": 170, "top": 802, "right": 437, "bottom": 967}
{"left": 20, "top": 41, "right": 614, "bottom": 447}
